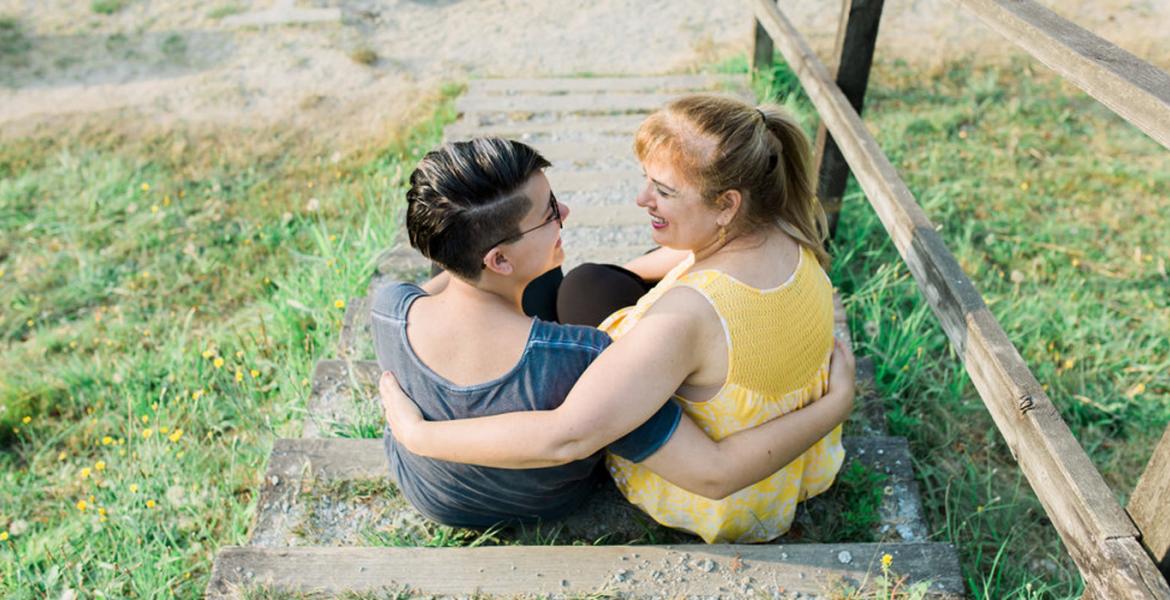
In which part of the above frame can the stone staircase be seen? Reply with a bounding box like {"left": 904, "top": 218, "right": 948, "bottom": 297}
{"left": 206, "top": 75, "right": 965, "bottom": 598}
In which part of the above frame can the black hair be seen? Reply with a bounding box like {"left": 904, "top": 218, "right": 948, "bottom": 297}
{"left": 405, "top": 138, "right": 551, "bottom": 280}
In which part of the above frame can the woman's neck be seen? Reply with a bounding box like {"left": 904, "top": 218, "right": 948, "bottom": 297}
{"left": 438, "top": 275, "right": 527, "bottom": 316}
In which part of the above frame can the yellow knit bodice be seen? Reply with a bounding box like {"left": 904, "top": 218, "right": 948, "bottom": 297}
{"left": 601, "top": 245, "right": 845, "bottom": 543}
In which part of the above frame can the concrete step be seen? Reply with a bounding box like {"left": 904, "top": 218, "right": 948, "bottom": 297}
{"left": 546, "top": 167, "right": 642, "bottom": 193}
{"left": 208, "top": 542, "right": 965, "bottom": 599}
{"left": 247, "top": 435, "right": 926, "bottom": 550}
{"left": 301, "top": 359, "right": 380, "bottom": 438}
{"left": 466, "top": 74, "right": 747, "bottom": 95}
{"left": 444, "top": 113, "right": 650, "bottom": 140}
{"left": 456, "top": 91, "right": 680, "bottom": 117}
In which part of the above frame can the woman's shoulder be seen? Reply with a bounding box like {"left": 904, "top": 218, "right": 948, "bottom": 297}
{"left": 370, "top": 280, "right": 426, "bottom": 319}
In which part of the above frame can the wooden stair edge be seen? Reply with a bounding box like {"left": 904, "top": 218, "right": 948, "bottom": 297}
{"left": 207, "top": 542, "right": 966, "bottom": 599}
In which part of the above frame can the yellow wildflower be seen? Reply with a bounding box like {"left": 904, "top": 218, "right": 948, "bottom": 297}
{"left": 80, "top": 467, "right": 92, "bottom": 479}
{"left": 21, "top": 416, "right": 30, "bottom": 424}
{"left": 76, "top": 500, "right": 88, "bottom": 511}
{"left": 213, "top": 357, "right": 224, "bottom": 369}
{"left": 301, "top": 378, "right": 310, "bottom": 386}
{"left": 95, "top": 461, "right": 106, "bottom": 471}
{"left": 235, "top": 370, "right": 244, "bottom": 382}
{"left": 202, "top": 349, "right": 214, "bottom": 359}
{"left": 98, "top": 507, "right": 107, "bottom": 516}
{"left": 102, "top": 436, "right": 113, "bottom": 446}
{"left": 58, "top": 451, "right": 67, "bottom": 461}
{"left": 250, "top": 369, "right": 259, "bottom": 378}
{"left": 143, "top": 428, "right": 154, "bottom": 439}
{"left": 141, "top": 415, "right": 149, "bottom": 424}
{"left": 881, "top": 553, "right": 893, "bottom": 569}
{"left": 141, "top": 183, "right": 150, "bottom": 192}
{"left": 334, "top": 299, "right": 346, "bottom": 309}
{"left": 192, "top": 389, "right": 204, "bottom": 400}
{"left": 168, "top": 429, "right": 183, "bottom": 443}
{"left": 129, "top": 484, "right": 139, "bottom": 493}
{"left": 160, "top": 427, "right": 169, "bottom": 434}
{"left": 146, "top": 499, "right": 156, "bottom": 509}
{"left": 235, "top": 351, "right": 244, "bottom": 359}
{"left": 150, "top": 205, "right": 159, "bottom": 214}
{"left": 0, "top": 532, "right": 8, "bottom": 541}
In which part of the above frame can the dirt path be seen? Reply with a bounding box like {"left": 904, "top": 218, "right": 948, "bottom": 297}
{"left": 1, "top": 0, "right": 1167, "bottom": 147}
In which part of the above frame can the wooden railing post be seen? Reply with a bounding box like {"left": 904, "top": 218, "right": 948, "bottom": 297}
{"left": 1129, "top": 423, "right": 1170, "bottom": 581}
{"left": 751, "top": 17, "right": 774, "bottom": 76}
{"left": 813, "top": 0, "right": 885, "bottom": 240}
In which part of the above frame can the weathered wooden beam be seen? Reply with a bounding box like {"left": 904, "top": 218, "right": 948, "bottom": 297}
{"left": 208, "top": 543, "right": 966, "bottom": 598}
{"left": 813, "top": 0, "right": 885, "bottom": 239}
{"left": 751, "top": 17, "right": 774, "bottom": 75}
{"left": 1129, "top": 423, "right": 1170, "bottom": 579}
{"left": 951, "top": 0, "right": 1170, "bottom": 152}
{"left": 749, "top": 0, "right": 1170, "bottom": 596}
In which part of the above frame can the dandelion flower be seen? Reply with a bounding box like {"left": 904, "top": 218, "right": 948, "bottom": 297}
{"left": 102, "top": 436, "right": 113, "bottom": 446}
{"left": 192, "top": 389, "right": 204, "bottom": 400}
{"left": 202, "top": 349, "right": 214, "bottom": 359}
{"left": 146, "top": 499, "right": 156, "bottom": 509}
{"left": 250, "top": 369, "right": 259, "bottom": 378}
{"left": 334, "top": 299, "right": 346, "bottom": 309}
{"left": 141, "top": 415, "right": 149, "bottom": 424}
{"left": 235, "top": 370, "right": 244, "bottom": 382}
{"left": 213, "top": 357, "right": 224, "bottom": 369}
{"left": 129, "top": 484, "right": 139, "bottom": 493}
{"left": 76, "top": 500, "right": 88, "bottom": 511}
{"left": 0, "top": 532, "right": 8, "bottom": 541}
{"left": 143, "top": 428, "right": 154, "bottom": 439}
{"left": 881, "top": 554, "right": 893, "bottom": 569}
{"left": 141, "top": 183, "right": 151, "bottom": 192}
{"left": 168, "top": 429, "right": 183, "bottom": 443}
{"left": 98, "top": 507, "right": 107, "bottom": 516}
{"left": 95, "top": 461, "right": 106, "bottom": 471}
{"left": 21, "top": 416, "right": 31, "bottom": 424}
{"left": 80, "top": 467, "right": 92, "bottom": 479}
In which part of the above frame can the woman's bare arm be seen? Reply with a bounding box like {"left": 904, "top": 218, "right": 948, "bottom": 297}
{"left": 636, "top": 338, "right": 854, "bottom": 499}
{"left": 622, "top": 247, "right": 691, "bottom": 282}
{"left": 381, "top": 338, "right": 854, "bottom": 499}
{"left": 381, "top": 288, "right": 708, "bottom": 467}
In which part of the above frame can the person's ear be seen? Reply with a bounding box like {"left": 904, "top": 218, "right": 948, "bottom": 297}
{"left": 482, "top": 248, "right": 514, "bottom": 276}
{"left": 716, "top": 189, "right": 743, "bottom": 227}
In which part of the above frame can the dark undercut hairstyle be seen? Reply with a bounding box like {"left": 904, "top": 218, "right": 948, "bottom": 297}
{"left": 405, "top": 138, "right": 551, "bottom": 281}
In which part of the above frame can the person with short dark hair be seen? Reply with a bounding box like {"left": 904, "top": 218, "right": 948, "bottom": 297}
{"left": 374, "top": 136, "right": 855, "bottom": 528}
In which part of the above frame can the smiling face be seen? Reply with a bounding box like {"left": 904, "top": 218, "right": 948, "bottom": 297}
{"left": 486, "top": 171, "right": 570, "bottom": 281}
{"left": 635, "top": 156, "right": 725, "bottom": 252}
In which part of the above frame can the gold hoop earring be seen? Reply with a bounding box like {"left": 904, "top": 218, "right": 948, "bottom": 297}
{"left": 717, "top": 225, "right": 727, "bottom": 246}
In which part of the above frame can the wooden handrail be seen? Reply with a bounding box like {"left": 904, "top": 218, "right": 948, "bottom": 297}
{"left": 951, "top": 0, "right": 1170, "bottom": 152}
{"left": 749, "top": 0, "right": 1170, "bottom": 596}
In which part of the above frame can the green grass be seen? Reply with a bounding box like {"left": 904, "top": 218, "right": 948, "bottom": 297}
{"left": 749, "top": 54, "right": 1169, "bottom": 599}
{"left": 207, "top": 3, "right": 246, "bottom": 20}
{"left": 0, "top": 86, "right": 460, "bottom": 597}
{"left": 91, "top": 0, "right": 128, "bottom": 15}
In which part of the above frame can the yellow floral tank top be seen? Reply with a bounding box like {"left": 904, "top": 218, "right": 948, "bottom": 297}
{"left": 600, "top": 245, "right": 845, "bottom": 543}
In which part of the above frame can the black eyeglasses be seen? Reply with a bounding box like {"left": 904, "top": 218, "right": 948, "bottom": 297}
{"left": 482, "top": 192, "right": 562, "bottom": 265}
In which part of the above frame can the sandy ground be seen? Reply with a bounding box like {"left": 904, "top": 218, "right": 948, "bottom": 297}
{"left": 1, "top": 0, "right": 1168, "bottom": 147}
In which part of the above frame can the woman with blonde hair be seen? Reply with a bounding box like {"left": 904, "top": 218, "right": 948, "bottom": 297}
{"left": 381, "top": 94, "right": 844, "bottom": 543}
